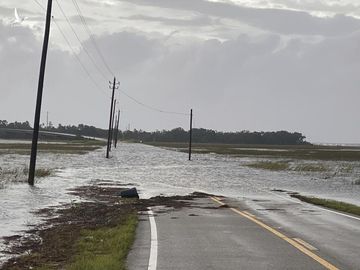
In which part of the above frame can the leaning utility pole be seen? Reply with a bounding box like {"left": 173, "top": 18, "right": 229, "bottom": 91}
{"left": 188, "top": 109, "right": 193, "bottom": 161}
{"left": 28, "top": 0, "right": 53, "bottom": 185}
{"left": 106, "top": 78, "right": 119, "bottom": 158}
{"left": 114, "top": 110, "right": 120, "bottom": 148}
{"left": 110, "top": 99, "right": 116, "bottom": 150}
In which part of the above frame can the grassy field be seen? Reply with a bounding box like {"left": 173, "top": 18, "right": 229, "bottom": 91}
{"left": 68, "top": 214, "right": 138, "bottom": 270}
{"left": 246, "top": 161, "right": 290, "bottom": 171}
{"left": 291, "top": 194, "right": 360, "bottom": 216}
{"left": 146, "top": 142, "right": 360, "bottom": 161}
{"left": 245, "top": 161, "right": 331, "bottom": 172}
{"left": 0, "top": 140, "right": 106, "bottom": 155}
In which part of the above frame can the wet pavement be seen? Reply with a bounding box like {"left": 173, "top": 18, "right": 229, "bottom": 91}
{"left": 128, "top": 197, "right": 359, "bottom": 270}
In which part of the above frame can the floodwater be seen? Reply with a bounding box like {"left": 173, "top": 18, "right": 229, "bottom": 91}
{"left": 1, "top": 142, "right": 360, "bottom": 262}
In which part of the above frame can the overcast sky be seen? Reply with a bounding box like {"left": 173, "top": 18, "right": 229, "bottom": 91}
{"left": 1, "top": 0, "right": 360, "bottom": 143}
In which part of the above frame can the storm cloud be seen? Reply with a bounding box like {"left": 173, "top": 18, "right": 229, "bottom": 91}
{"left": 1, "top": 0, "right": 360, "bottom": 143}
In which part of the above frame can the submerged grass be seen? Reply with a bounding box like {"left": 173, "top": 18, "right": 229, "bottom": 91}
{"left": 291, "top": 194, "right": 360, "bottom": 217}
{"left": 247, "top": 161, "right": 290, "bottom": 171}
{"left": 352, "top": 179, "right": 360, "bottom": 185}
{"left": 146, "top": 142, "right": 360, "bottom": 161}
{"left": 0, "top": 167, "right": 52, "bottom": 181}
{"left": 22, "top": 167, "right": 52, "bottom": 178}
{"left": 293, "top": 163, "right": 328, "bottom": 172}
{"left": 68, "top": 214, "right": 138, "bottom": 270}
{"left": 246, "top": 161, "right": 330, "bottom": 172}
{"left": 0, "top": 140, "right": 105, "bottom": 155}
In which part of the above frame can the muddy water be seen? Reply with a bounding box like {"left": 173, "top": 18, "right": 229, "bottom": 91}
{"left": 1, "top": 142, "right": 360, "bottom": 262}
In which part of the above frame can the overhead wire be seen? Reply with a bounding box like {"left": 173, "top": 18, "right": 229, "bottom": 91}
{"left": 33, "top": 0, "right": 189, "bottom": 116}
{"left": 54, "top": 0, "right": 110, "bottom": 82}
{"left": 32, "top": 0, "right": 108, "bottom": 96}
{"left": 33, "top": 0, "right": 45, "bottom": 11}
{"left": 119, "top": 89, "right": 190, "bottom": 116}
{"left": 71, "top": 0, "right": 115, "bottom": 77}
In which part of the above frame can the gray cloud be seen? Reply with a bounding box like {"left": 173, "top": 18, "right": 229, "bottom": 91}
{"left": 69, "top": 15, "right": 97, "bottom": 25}
{"left": 1, "top": 1, "right": 360, "bottom": 143}
{"left": 120, "top": 14, "right": 216, "bottom": 27}
{"left": 117, "top": 0, "right": 360, "bottom": 37}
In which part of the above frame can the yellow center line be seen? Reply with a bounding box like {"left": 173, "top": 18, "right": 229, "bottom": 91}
{"left": 210, "top": 197, "right": 339, "bottom": 270}
{"left": 293, "top": 238, "right": 318, "bottom": 251}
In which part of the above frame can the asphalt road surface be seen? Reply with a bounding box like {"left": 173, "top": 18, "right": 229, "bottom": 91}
{"left": 127, "top": 194, "right": 360, "bottom": 270}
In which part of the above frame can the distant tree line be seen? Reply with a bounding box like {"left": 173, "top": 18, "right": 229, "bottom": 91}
{"left": 0, "top": 120, "right": 32, "bottom": 130}
{"left": 121, "top": 128, "right": 308, "bottom": 145}
{"left": 0, "top": 120, "right": 108, "bottom": 138}
{"left": 0, "top": 120, "right": 308, "bottom": 145}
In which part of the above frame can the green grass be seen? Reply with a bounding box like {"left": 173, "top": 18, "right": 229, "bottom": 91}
{"left": 246, "top": 161, "right": 290, "bottom": 171}
{"left": 146, "top": 142, "right": 360, "bottom": 161}
{"left": 340, "top": 164, "right": 354, "bottom": 173}
{"left": 0, "top": 141, "right": 105, "bottom": 155}
{"left": 0, "top": 167, "right": 52, "bottom": 181}
{"left": 67, "top": 214, "right": 138, "bottom": 270}
{"left": 291, "top": 194, "right": 360, "bottom": 216}
{"left": 246, "top": 161, "right": 330, "bottom": 172}
{"left": 293, "top": 163, "right": 328, "bottom": 172}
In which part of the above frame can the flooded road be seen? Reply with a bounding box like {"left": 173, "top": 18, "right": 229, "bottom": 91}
{"left": 1, "top": 142, "right": 360, "bottom": 262}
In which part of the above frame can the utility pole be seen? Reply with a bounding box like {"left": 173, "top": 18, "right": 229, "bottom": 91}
{"left": 113, "top": 111, "right": 118, "bottom": 147}
{"left": 106, "top": 77, "right": 119, "bottom": 158}
{"left": 110, "top": 99, "right": 116, "bottom": 150}
{"left": 188, "top": 109, "right": 193, "bottom": 161}
{"left": 114, "top": 110, "right": 120, "bottom": 148}
{"left": 28, "top": 0, "right": 53, "bottom": 185}
{"left": 46, "top": 111, "right": 49, "bottom": 129}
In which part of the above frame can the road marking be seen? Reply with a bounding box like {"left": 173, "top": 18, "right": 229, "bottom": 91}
{"left": 313, "top": 205, "right": 360, "bottom": 222}
{"left": 213, "top": 197, "right": 226, "bottom": 205}
{"left": 293, "top": 238, "right": 318, "bottom": 251}
{"left": 267, "top": 190, "right": 360, "bottom": 222}
{"left": 213, "top": 196, "right": 224, "bottom": 202}
{"left": 233, "top": 174, "right": 360, "bottom": 222}
{"left": 211, "top": 197, "right": 339, "bottom": 270}
{"left": 147, "top": 209, "right": 158, "bottom": 270}
{"left": 243, "top": 211, "right": 256, "bottom": 218}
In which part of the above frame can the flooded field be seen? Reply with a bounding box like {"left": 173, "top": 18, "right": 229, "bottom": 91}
{"left": 1, "top": 141, "right": 360, "bottom": 263}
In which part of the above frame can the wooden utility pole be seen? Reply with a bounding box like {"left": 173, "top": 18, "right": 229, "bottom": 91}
{"left": 28, "top": 0, "right": 53, "bottom": 185}
{"left": 110, "top": 99, "right": 116, "bottom": 150}
{"left": 114, "top": 110, "right": 120, "bottom": 148}
{"left": 188, "top": 109, "right": 193, "bottom": 161}
{"left": 106, "top": 77, "right": 118, "bottom": 158}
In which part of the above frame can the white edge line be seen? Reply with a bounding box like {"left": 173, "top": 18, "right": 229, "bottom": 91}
{"left": 238, "top": 173, "right": 360, "bottom": 222}
{"left": 317, "top": 206, "right": 360, "bottom": 221}
{"left": 270, "top": 191, "right": 360, "bottom": 222}
{"left": 147, "top": 208, "right": 158, "bottom": 270}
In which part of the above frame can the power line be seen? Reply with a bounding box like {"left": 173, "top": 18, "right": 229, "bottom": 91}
{"left": 119, "top": 89, "right": 190, "bottom": 116}
{"left": 54, "top": 0, "right": 109, "bottom": 81}
{"left": 33, "top": 0, "right": 188, "bottom": 116}
{"left": 33, "top": 0, "right": 108, "bottom": 96}
{"left": 33, "top": 0, "right": 45, "bottom": 11}
{"left": 55, "top": 21, "right": 106, "bottom": 94}
{"left": 71, "top": 0, "right": 115, "bottom": 77}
